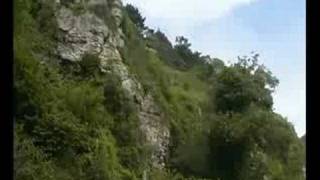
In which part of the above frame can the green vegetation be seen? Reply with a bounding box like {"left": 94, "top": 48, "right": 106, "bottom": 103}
{"left": 14, "top": 1, "right": 305, "bottom": 180}
{"left": 79, "top": 53, "right": 101, "bottom": 77}
{"left": 125, "top": 4, "right": 146, "bottom": 32}
{"left": 145, "top": 30, "right": 186, "bottom": 69}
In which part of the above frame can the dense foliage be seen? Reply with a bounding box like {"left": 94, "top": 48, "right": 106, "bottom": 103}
{"left": 14, "top": 1, "right": 305, "bottom": 180}
{"left": 125, "top": 4, "right": 146, "bottom": 32}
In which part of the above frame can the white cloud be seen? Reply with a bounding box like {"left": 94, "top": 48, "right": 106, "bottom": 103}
{"left": 122, "top": 0, "right": 258, "bottom": 47}
{"left": 122, "top": 0, "right": 257, "bottom": 20}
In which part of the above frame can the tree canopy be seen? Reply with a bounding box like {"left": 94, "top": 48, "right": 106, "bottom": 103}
{"left": 125, "top": 4, "right": 146, "bottom": 32}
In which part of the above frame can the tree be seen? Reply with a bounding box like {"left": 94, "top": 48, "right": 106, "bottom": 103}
{"left": 125, "top": 4, "right": 146, "bottom": 32}
{"left": 175, "top": 36, "right": 191, "bottom": 49}
{"left": 145, "top": 30, "right": 186, "bottom": 68}
{"left": 174, "top": 36, "right": 205, "bottom": 68}
{"left": 154, "top": 30, "right": 172, "bottom": 46}
{"left": 205, "top": 107, "right": 304, "bottom": 180}
{"left": 214, "top": 53, "right": 278, "bottom": 114}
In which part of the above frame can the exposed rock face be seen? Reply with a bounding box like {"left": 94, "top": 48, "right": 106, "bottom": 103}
{"left": 56, "top": 0, "right": 124, "bottom": 67}
{"left": 139, "top": 94, "right": 170, "bottom": 168}
{"left": 56, "top": 6, "right": 111, "bottom": 62}
{"left": 55, "top": 0, "right": 169, "bottom": 169}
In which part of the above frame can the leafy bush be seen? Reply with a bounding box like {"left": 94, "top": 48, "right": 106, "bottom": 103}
{"left": 214, "top": 54, "right": 278, "bottom": 114}
{"left": 174, "top": 36, "right": 206, "bottom": 68}
{"left": 14, "top": 125, "right": 57, "bottom": 180}
{"left": 79, "top": 53, "right": 101, "bottom": 77}
{"left": 145, "top": 30, "right": 186, "bottom": 68}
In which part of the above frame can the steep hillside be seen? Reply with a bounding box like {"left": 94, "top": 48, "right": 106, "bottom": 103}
{"left": 14, "top": 0, "right": 305, "bottom": 180}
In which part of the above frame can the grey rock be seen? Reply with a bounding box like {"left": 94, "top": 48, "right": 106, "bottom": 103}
{"left": 55, "top": 0, "right": 169, "bottom": 169}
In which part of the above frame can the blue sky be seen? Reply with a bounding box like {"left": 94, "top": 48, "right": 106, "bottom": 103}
{"left": 122, "top": 0, "right": 306, "bottom": 136}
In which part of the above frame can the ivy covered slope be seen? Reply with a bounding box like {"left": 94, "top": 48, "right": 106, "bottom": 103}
{"left": 14, "top": 0, "right": 305, "bottom": 180}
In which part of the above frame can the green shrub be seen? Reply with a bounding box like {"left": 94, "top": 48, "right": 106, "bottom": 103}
{"left": 79, "top": 53, "right": 101, "bottom": 77}
{"left": 83, "top": 134, "right": 124, "bottom": 180}
{"left": 14, "top": 124, "right": 57, "bottom": 180}
{"left": 145, "top": 30, "right": 186, "bottom": 69}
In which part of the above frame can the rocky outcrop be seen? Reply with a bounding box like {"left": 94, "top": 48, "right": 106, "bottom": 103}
{"left": 55, "top": 0, "right": 124, "bottom": 69}
{"left": 139, "top": 94, "right": 170, "bottom": 168}
{"left": 54, "top": 0, "right": 169, "bottom": 169}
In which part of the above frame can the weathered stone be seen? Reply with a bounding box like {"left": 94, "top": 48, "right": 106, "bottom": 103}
{"left": 55, "top": 0, "right": 169, "bottom": 169}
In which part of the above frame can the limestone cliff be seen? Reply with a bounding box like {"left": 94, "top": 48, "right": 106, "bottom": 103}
{"left": 54, "top": 0, "right": 169, "bottom": 169}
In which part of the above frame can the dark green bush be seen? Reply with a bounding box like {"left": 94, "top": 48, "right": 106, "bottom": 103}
{"left": 14, "top": 125, "right": 57, "bottom": 180}
{"left": 79, "top": 53, "right": 101, "bottom": 76}
{"left": 146, "top": 30, "right": 186, "bottom": 69}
